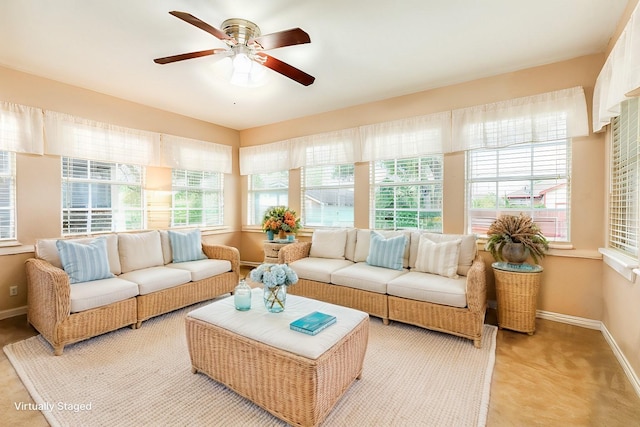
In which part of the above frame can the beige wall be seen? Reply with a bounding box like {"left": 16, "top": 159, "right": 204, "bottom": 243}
{"left": 0, "top": 66, "right": 241, "bottom": 312}
{"left": 240, "top": 54, "right": 607, "bottom": 321}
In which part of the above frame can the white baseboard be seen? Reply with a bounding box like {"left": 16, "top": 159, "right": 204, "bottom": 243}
{"left": 601, "top": 323, "right": 640, "bottom": 399}
{"left": 535, "top": 310, "right": 602, "bottom": 330}
{"left": 0, "top": 305, "right": 27, "bottom": 320}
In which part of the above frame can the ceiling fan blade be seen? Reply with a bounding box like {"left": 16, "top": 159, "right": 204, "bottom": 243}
{"left": 250, "top": 28, "right": 310, "bottom": 50}
{"left": 169, "top": 11, "right": 235, "bottom": 44}
{"left": 154, "top": 49, "right": 228, "bottom": 64}
{"left": 256, "top": 53, "right": 315, "bottom": 86}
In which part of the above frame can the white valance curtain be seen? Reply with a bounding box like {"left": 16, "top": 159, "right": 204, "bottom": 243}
{"left": 290, "top": 128, "right": 360, "bottom": 169}
{"left": 44, "top": 111, "right": 162, "bottom": 166}
{"left": 359, "top": 111, "right": 451, "bottom": 161}
{"left": 161, "top": 134, "right": 232, "bottom": 174}
{"left": 239, "top": 140, "right": 291, "bottom": 175}
{"left": 0, "top": 102, "right": 44, "bottom": 155}
{"left": 593, "top": 2, "right": 640, "bottom": 132}
{"left": 451, "top": 86, "right": 589, "bottom": 151}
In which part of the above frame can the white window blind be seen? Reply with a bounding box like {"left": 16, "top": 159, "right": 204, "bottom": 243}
{"left": 453, "top": 87, "right": 588, "bottom": 152}
{"left": 248, "top": 171, "right": 289, "bottom": 225}
{"left": 45, "top": 111, "right": 161, "bottom": 166}
{"left": 360, "top": 112, "right": 451, "bottom": 161}
{"left": 301, "top": 164, "right": 354, "bottom": 227}
{"left": 467, "top": 139, "right": 571, "bottom": 241}
{"left": 171, "top": 169, "right": 223, "bottom": 227}
{"left": 0, "top": 102, "right": 44, "bottom": 155}
{"left": 62, "top": 158, "right": 144, "bottom": 235}
{"left": 240, "top": 140, "right": 291, "bottom": 175}
{"left": 609, "top": 98, "right": 640, "bottom": 257}
{"left": 162, "top": 134, "right": 232, "bottom": 174}
{"left": 0, "top": 151, "right": 16, "bottom": 240}
{"left": 371, "top": 156, "right": 443, "bottom": 231}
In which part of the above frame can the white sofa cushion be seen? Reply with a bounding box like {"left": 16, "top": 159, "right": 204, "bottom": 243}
{"left": 414, "top": 235, "right": 461, "bottom": 279}
{"left": 36, "top": 233, "right": 122, "bottom": 275}
{"left": 309, "top": 229, "right": 348, "bottom": 259}
{"left": 288, "top": 257, "right": 353, "bottom": 283}
{"left": 331, "top": 262, "right": 407, "bottom": 294}
{"left": 56, "top": 237, "right": 114, "bottom": 284}
{"left": 69, "top": 277, "right": 139, "bottom": 313}
{"left": 387, "top": 271, "right": 467, "bottom": 308}
{"left": 120, "top": 266, "right": 192, "bottom": 295}
{"left": 410, "top": 232, "right": 477, "bottom": 276}
{"left": 354, "top": 230, "right": 411, "bottom": 268}
{"left": 344, "top": 228, "right": 357, "bottom": 261}
{"left": 167, "top": 259, "right": 232, "bottom": 282}
{"left": 118, "top": 231, "right": 164, "bottom": 273}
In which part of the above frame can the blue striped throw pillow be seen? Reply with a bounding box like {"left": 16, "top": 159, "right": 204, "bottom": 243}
{"left": 56, "top": 237, "right": 114, "bottom": 284}
{"left": 366, "top": 231, "right": 407, "bottom": 270}
{"left": 168, "top": 229, "right": 207, "bottom": 263}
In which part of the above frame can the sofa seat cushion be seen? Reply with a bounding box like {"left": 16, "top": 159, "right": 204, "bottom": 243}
{"left": 69, "top": 277, "right": 139, "bottom": 313}
{"left": 387, "top": 271, "right": 467, "bottom": 308}
{"left": 119, "top": 266, "right": 191, "bottom": 295}
{"left": 331, "top": 262, "right": 408, "bottom": 294}
{"left": 288, "top": 257, "right": 353, "bottom": 283}
{"left": 166, "top": 259, "right": 232, "bottom": 281}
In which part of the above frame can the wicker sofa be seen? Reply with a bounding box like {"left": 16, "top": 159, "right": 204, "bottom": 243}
{"left": 25, "top": 229, "right": 239, "bottom": 355}
{"left": 280, "top": 229, "right": 487, "bottom": 348}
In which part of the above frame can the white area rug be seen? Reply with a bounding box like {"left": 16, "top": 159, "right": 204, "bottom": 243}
{"left": 5, "top": 301, "right": 497, "bottom": 426}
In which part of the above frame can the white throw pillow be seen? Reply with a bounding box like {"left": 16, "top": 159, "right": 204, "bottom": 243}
{"left": 309, "top": 229, "right": 348, "bottom": 259}
{"left": 118, "top": 231, "right": 164, "bottom": 273}
{"left": 415, "top": 235, "right": 462, "bottom": 279}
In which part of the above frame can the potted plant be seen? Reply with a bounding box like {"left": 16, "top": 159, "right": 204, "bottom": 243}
{"left": 261, "top": 206, "right": 301, "bottom": 240}
{"left": 486, "top": 213, "right": 549, "bottom": 264}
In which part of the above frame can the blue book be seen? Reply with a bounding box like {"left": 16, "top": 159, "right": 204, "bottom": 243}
{"left": 290, "top": 311, "right": 337, "bottom": 335}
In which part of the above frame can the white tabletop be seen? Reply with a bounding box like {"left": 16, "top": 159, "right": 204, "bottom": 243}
{"left": 187, "top": 288, "right": 368, "bottom": 360}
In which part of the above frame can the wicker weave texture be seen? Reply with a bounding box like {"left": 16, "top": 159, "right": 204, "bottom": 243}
{"left": 494, "top": 269, "right": 541, "bottom": 334}
{"left": 26, "top": 241, "right": 240, "bottom": 355}
{"left": 186, "top": 316, "right": 369, "bottom": 427}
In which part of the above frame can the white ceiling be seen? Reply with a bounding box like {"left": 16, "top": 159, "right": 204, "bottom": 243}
{"left": 0, "top": 0, "right": 629, "bottom": 130}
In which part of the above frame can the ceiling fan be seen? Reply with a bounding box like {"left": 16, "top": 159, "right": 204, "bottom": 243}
{"left": 154, "top": 11, "right": 315, "bottom": 86}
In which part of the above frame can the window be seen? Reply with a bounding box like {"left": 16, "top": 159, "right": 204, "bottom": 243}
{"left": 609, "top": 98, "right": 640, "bottom": 257}
{"left": 0, "top": 151, "right": 16, "bottom": 240}
{"left": 248, "top": 171, "right": 289, "bottom": 225}
{"left": 171, "top": 169, "right": 223, "bottom": 227}
{"left": 301, "top": 164, "right": 354, "bottom": 227}
{"left": 62, "top": 158, "right": 144, "bottom": 234}
{"left": 467, "top": 139, "right": 570, "bottom": 240}
{"left": 371, "top": 156, "right": 443, "bottom": 231}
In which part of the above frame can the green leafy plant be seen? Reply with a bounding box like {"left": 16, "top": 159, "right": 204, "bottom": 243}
{"left": 485, "top": 213, "right": 549, "bottom": 263}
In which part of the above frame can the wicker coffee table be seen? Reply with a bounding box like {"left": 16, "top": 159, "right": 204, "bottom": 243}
{"left": 185, "top": 288, "right": 369, "bottom": 427}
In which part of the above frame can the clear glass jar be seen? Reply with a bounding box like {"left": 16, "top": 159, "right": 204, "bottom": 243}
{"left": 234, "top": 279, "right": 252, "bottom": 311}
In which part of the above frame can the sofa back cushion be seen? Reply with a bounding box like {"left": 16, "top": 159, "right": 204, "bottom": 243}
{"left": 366, "top": 231, "right": 408, "bottom": 270}
{"left": 56, "top": 237, "right": 115, "bottom": 284}
{"left": 354, "top": 230, "right": 411, "bottom": 268}
{"left": 414, "top": 235, "right": 461, "bottom": 278}
{"left": 344, "top": 228, "right": 357, "bottom": 261}
{"left": 35, "top": 233, "right": 122, "bottom": 275}
{"left": 118, "top": 230, "right": 164, "bottom": 273}
{"left": 409, "top": 232, "right": 477, "bottom": 276}
{"left": 309, "top": 229, "right": 349, "bottom": 259}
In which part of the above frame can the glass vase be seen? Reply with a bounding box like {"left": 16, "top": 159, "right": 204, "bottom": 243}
{"left": 266, "top": 230, "right": 274, "bottom": 241}
{"left": 234, "top": 279, "right": 252, "bottom": 311}
{"left": 263, "top": 284, "right": 286, "bottom": 313}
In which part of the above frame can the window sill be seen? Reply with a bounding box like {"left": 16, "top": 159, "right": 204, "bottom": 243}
{"left": 0, "top": 243, "right": 35, "bottom": 256}
{"left": 599, "top": 248, "right": 637, "bottom": 282}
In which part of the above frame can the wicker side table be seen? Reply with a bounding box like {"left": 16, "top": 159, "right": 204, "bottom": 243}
{"left": 492, "top": 262, "right": 543, "bottom": 335}
{"left": 263, "top": 240, "right": 295, "bottom": 263}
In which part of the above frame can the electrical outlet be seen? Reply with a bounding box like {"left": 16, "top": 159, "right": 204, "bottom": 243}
{"left": 9, "top": 285, "right": 18, "bottom": 297}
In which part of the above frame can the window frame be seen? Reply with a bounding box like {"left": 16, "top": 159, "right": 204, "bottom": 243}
{"left": 61, "top": 157, "right": 145, "bottom": 235}
{"left": 247, "top": 170, "right": 289, "bottom": 226}
{"left": 0, "top": 151, "right": 16, "bottom": 241}
{"left": 301, "top": 163, "right": 355, "bottom": 228}
{"left": 171, "top": 169, "right": 224, "bottom": 228}
{"left": 466, "top": 138, "right": 572, "bottom": 242}
{"left": 370, "top": 155, "right": 444, "bottom": 231}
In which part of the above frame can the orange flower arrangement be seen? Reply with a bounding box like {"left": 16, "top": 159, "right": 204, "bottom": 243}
{"left": 261, "top": 206, "right": 301, "bottom": 233}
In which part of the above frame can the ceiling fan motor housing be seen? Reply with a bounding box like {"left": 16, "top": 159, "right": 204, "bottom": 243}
{"left": 221, "top": 18, "right": 261, "bottom": 46}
